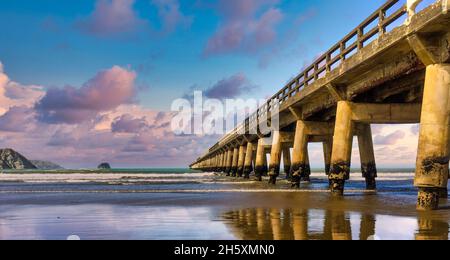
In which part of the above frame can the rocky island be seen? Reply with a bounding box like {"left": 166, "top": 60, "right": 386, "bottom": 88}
{"left": 0, "top": 149, "right": 37, "bottom": 170}
{"left": 98, "top": 163, "right": 112, "bottom": 170}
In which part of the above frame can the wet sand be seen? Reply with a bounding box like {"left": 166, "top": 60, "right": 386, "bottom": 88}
{"left": 0, "top": 172, "right": 449, "bottom": 240}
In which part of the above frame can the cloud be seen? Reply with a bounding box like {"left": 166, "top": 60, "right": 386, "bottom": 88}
{"left": 0, "top": 106, "right": 36, "bottom": 132}
{"left": 77, "top": 0, "right": 144, "bottom": 37}
{"left": 411, "top": 125, "right": 420, "bottom": 135}
{"left": 35, "top": 66, "right": 137, "bottom": 124}
{"left": 203, "top": 73, "right": 257, "bottom": 99}
{"left": 111, "top": 114, "right": 148, "bottom": 133}
{"left": 374, "top": 130, "right": 406, "bottom": 145}
{"left": 0, "top": 62, "right": 45, "bottom": 115}
{"left": 204, "top": 0, "right": 283, "bottom": 56}
{"left": 151, "top": 0, "right": 192, "bottom": 34}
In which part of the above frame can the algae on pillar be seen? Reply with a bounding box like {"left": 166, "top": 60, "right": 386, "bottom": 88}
{"left": 358, "top": 124, "right": 377, "bottom": 190}
{"left": 237, "top": 145, "right": 246, "bottom": 177}
{"left": 243, "top": 142, "right": 255, "bottom": 179}
{"left": 291, "top": 120, "right": 309, "bottom": 188}
{"left": 329, "top": 101, "right": 354, "bottom": 195}
{"left": 268, "top": 131, "right": 282, "bottom": 185}
{"left": 255, "top": 138, "right": 268, "bottom": 181}
{"left": 415, "top": 64, "right": 450, "bottom": 210}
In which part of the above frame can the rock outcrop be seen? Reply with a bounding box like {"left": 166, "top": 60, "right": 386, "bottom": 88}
{"left": 98, "top": 162, "right": 112, "bottom": 169}
{"left": 0, "top": 149, "right": 37, "bottom": 170}
{"left": 31, "top": 160, "right": 65, "bottom": 170}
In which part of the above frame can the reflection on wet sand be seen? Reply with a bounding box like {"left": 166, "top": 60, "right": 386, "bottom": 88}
{"left": 222, "top": 208, "right": 450, "bottom": 240}
{"left": 416, "top": 217, "right": 449, "bottom": 240}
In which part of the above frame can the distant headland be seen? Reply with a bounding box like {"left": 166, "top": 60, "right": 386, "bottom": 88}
{"left": 0, "top": 148, "right": 64, "bottom": 170}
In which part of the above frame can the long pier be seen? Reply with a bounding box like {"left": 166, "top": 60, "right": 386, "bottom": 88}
{"left": 190, "top": 0, "right": 450, "bottom": 211}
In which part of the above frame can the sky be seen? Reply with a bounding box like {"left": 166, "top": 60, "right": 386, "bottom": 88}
{"left": 0, "top": 0, "right": 436, "bottom": 168}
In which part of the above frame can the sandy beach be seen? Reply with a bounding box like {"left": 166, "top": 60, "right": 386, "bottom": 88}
{"left": 0, "top": 171, "right": 449, "bottom": 240}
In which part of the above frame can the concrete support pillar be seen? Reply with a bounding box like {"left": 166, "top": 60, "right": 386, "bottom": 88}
{"left": 225, "top": 149, "right": 233, "bottom": 176}
{"left": 282, "top": 147, "right": 292, "bottom": 180}
{"left": 243, "top": 142, "right": 255, "bottom": 179}
{"left": 255, "top": 138, "right": 268, "bottom": 181}
{"left": 220, "top": 152, "right": 225, "bottom": 173}
{"left": 268, "top": 131, "right": 282, "bottom": 185}
{"left": 415, "top": 64, "right": 450, "bottom": 210}
{"left": 237, "top": 145, "right": 246, "bottom": 177}
{"left": 219, "top": 152, "right": 224, "bottom": 172}
{"left": 323, "top": 139, "right": 333, "bottom": 176}
{"left": 291, "top": 120, "right": 309, "bottom": 188}
{"left": 231, "top": 147, "right": 239, "bottom": 177}
{"left": 212, "top": 155, "right": 217, "bottom": 172}
{"left": 329, "top": 101, "right": 354, "bottom": 195}
{"left": 358, "top": 124, "right": 377, "bottom": 190}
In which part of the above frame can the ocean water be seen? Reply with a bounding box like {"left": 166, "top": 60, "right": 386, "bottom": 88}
{"left": 0, "top": 169, "right": 449, "bottom": 240}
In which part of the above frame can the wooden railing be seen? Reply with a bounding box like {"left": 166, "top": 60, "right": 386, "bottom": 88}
{"left": 201, "top": 0, "right": 410, "bottom": 160}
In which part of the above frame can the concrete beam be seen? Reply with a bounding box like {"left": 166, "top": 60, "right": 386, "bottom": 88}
{"left": 326, "top": 83, "right": 346, "bottom": 101}
{"left": 351, "top": 103, "right": 422, "bottom": 123}
{"left": 407, "top": 34, "right": 439, "bottom": 66}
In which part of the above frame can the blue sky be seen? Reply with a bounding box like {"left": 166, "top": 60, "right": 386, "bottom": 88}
{"left": 0, "top": 0, "right": 435, "bottom": 168}
{"left": 0, "top": 0, "right": 394, "bottom": 110}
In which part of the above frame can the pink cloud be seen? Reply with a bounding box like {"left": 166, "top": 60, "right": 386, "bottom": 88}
{"left": 35, "top": 66, "right": 137, "bottom": 124}
{"left": 78, "top": 0, "right": 144, "bottom": 37}
{"left": 204, "top": 0, "right": 283, "bottom": 56}
{"left": 111, "top": 114, "right": 148, "bottom": 133}
{"left": 0, "top": 106, "right": 36, "bottom": 132}
{"left": 0, "top": 62, "right": 45, "bottom": 115}
{"left": 151, "top": 0, "right": 192, "bottom": 34}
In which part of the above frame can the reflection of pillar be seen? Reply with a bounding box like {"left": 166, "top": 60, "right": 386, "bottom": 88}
{"left": 322, "top": 210, "right": 333, "bottom": 240}
{"left": 292, "top": 209, "right": 309, "bottom": 240}
{"left": 359, "top": 214, "right": 376, "bottom": 240}
{"left": 270, "top": 209, "right": 282, "bottom": 240}
{"left": 243, "top": 142, "right": 255, "bottom": 179}
{"left": 331, "top": 212, "right": 352, "bottom": 240}
{"left": 268, "top": 131, "right": 282, "bottom": 185}
{"left": 415, "top": 64, "right": 450, "bottom": 210}
{"left": 237, "top": 145, "right": 246, "bottom": 177}
{"left": 358, "top": 124, "right": 377, "bottom": 190}
{"left": 256, "top": 208, "right": 266, "bottom": 236}
{"left": 291, "top": 120, "right": 309, "bottom": 188}
{"left": 255, "top": 138, "right": 268, "bottom": 181}
{"left": 231, "top": 147, "right": 239, "bottom": 177}
{"left": 415, "top": 217, "right": 450, "bottom": 240}
{"left": 283, "top": 147, "right": 292, "bottom": 180}
{"left": 330, "top": 101, "right": 353, "bottom": 195}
